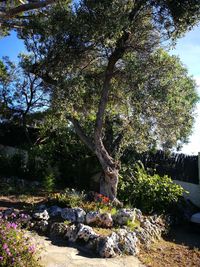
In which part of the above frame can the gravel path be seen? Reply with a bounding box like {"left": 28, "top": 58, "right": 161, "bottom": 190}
{"left": 31, "top": 233, "right": 145, "bottom": 267}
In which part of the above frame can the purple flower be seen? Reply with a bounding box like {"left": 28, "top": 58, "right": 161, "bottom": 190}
{"left": 28, "top": 245, "right": 35, "bottom": 253}
{"left": 3, "top": 243, "right": 8, "bottom": 250}
{"left": 0, "top": 256, "right": 3, "bottom": 261}
{"left": 10, "top": 222, "right": 17, "bottom": 229}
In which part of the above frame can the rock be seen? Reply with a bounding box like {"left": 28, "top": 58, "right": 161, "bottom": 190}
{"left": 61, "top": 208, "right": 86, "bottom": 223}
{"left": 64, "top": 224, "right": 78, "bottom": 242}
{"left": 34, "top": 220, "right": 49, "bottom": 233}
{"left": 50, "top": 222, "right": 68, "bottom": 237}
{"left": 48, "top": 206, "right": 63, "bottom": 217}
{"left": 113, "top": 209, "right": 135, "bottom": 226}
{"left": 135, "top": 216, "right": 165, "bottom": 247}
{"left": 86, "top": 211, "right": 113, "bottom": 227}
{"left": 61, "top": 208, "right": 76, "bottom": 222}
{"left": 190, "top": 212, "right": 200, "bottom": 224}
{"left": 99, "top": 213, "right": 113, "bottom": 227}
{"left": 33, "top": 210, "right": 49, "bottom": 221}
{"left": 97, "top": 232, "right": 121, "bottom": 258}
{"left": 4, "top": 208, "right": 14, "bottom": 216}
{"left": 86, "top": 211, "right": 100, "bottom": 225}
{"left": 75, "top": 208, "right": 86, "bottom": 223}
{"left": 37, "top": 204, "right": 47, "bottom": 212}
{"left": 76, "top": 224, "right": 99, "bottom": 242}
{"left": 119, "top": 231, "right": 138, "bottom": 255}
{"left": 134, "top": 209, "right": 143, "bottom": 222}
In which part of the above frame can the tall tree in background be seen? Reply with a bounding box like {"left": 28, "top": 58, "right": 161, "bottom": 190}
{"left": 3, "top": 0, "right": 200, "bottom": 202}
{"left": 0, "top": 58, "right": 49, "bottom": 144}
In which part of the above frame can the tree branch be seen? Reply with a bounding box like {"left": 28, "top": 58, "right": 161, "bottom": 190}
{"left": 95, "top": 31, "right": 131, "bottom": 143}
{"left": 67, "top": 116, "right": 95, "bottom": 152}
{"left": 1, "top": 0, "right": 56, "bottom": 18}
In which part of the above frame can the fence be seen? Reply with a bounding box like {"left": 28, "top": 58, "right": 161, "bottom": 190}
{"left": 138, "top": 150, "right": 199, "bottom": 184}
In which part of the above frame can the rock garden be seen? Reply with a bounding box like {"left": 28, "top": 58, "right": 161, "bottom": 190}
{"left": 0, "top": 189, "right": 168, "bottom": 260}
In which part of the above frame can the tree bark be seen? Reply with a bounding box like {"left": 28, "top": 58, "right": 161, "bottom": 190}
{"left": 94, "top": 139, "right": 121, "bottom": 203}
{"left": 1, "top": 0, "right": 56, "bottom": 18}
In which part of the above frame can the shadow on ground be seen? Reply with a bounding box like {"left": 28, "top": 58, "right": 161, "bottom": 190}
{"left": 166, "top": 223, "right": 200, "bottom": 248}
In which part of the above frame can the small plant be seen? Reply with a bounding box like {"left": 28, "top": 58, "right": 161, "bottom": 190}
{"left": 42, "top": 172, "right": 55, "bottom": 192}
{"left": 99, "top": 206, "right": 117, "bottom": 215}
{"left": 0, "top": 217, "right": 41, "bottom": 267}
{"left": 126, "top": 219, "right": 140, "bottom": 231}
{"left": 93, "top": 227, "right": 113, "bottom": 236}
{"left": 48, "top": 188, "right": 86, "bottom": 207}
{"left": 63, "top": 220, "right": 71, "bottom": 226}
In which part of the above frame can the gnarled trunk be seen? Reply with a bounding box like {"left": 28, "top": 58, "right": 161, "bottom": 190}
{"left": 95, "top": 142, "right": 120, "bottom": 202}
{"left": 100, "top": 166, "right": 119, "bottom": 201}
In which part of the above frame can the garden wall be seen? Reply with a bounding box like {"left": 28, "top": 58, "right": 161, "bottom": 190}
{"left": 173, "top": 152, "right": 200, "bottom": 207}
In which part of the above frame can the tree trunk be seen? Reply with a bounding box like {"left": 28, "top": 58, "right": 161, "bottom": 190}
{"left": 100, "top": 166, "right": 119, "bottom": 201}
{"left": 95, "top": 142, "right": 121, "bottom": 204}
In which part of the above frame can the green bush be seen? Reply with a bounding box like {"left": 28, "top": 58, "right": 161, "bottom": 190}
{"left": 118, "top": 163, "right": 185, "bottom": 214}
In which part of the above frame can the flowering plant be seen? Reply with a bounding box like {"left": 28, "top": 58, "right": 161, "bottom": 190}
{"left": 94, "top": 193, "right": 110, "bottom": 205}
{"left": 0, "top": 217, "right": 41, "bottom": 267}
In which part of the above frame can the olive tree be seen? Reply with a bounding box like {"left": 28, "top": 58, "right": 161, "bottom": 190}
{"left": 18, "top": 0, "right": 200, "bottom": 203}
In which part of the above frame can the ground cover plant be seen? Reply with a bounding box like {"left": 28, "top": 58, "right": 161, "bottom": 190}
{"left": 0, "top": 215, "right": 41, "bottom": 267}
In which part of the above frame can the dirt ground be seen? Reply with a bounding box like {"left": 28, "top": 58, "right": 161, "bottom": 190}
{"left": 139, "top": 224, "right": 200, "bottom": 267}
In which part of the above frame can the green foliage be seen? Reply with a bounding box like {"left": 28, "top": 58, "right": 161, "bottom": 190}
{"left": 42, "top": 172, "right": 55, "bottom": 192}
{"left": 29, "top": 115, "right": 100, "bottom": 189}
{"left": 118, "top": 163, "right": 185, "bottom": 214}
{"left": 0, "top": 218, "right": 41, "bottom": 267}
{"left": 49, "top": 188, "right": 86, "bottom": 208}
{"left": 126, "top": 219, "right": 140, "bottom": 231}
{"left": 19, "top": 1, "right": 199, "bottom": 157}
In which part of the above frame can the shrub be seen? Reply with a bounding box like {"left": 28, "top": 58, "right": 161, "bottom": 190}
{"left": 48, "top": 188, "right": 86, "bottom": 207}
{"left": 42, "top": 172, "right": 55, "bottom": 192}
{"left": 118, "top": 163, "right": 185, "bottom": 214}
{"left": 0, "top": 217, "right": 41, "bottom": 267}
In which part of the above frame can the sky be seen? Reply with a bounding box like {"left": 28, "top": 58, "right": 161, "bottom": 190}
{"left": 0, "top": 26, "right": 200, "bottom": 155}
{"left": 170, "top": 24, "right": 200, "bottom": 155}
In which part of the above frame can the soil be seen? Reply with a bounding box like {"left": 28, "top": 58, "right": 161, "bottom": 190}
{"left": 139, "top": 224, "right": 200, "bottom": 267}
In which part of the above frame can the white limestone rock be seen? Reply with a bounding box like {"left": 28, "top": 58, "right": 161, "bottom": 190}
{"left": 99, "top": 212, "right": 113, "bottom": 227}
{"left": 113, "top": 208, "right": 135, "bottom": 225}
{"left": 86, "top": 211, "right": 100, "bottom": 225}
{"left": 97, "top": 232, "right": 121, "bottom": 258}
{"left": 61, "top": 208, "right": 86, "bottom": 223}
{"left": 33, "top": 209, "right": 50, "bottom": 221}
{"left": 76, "top": 224, "right": 99, "bottom": 242}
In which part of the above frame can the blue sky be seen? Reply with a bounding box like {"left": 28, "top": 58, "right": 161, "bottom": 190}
{"left": 170, "top": 24, "right": 200, "bottom": 155}
{"left": 0, "top": 26, "right": 200, "bottom": 155}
